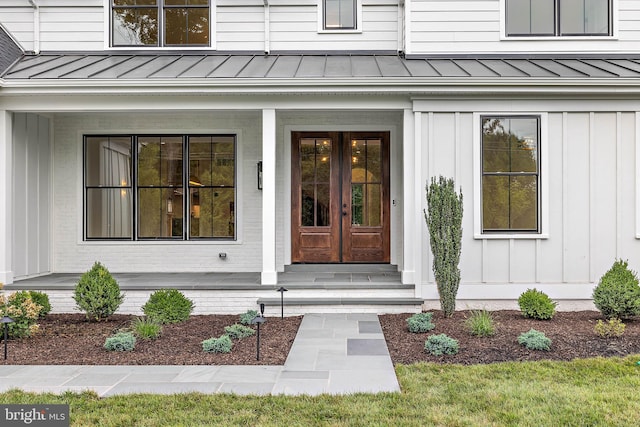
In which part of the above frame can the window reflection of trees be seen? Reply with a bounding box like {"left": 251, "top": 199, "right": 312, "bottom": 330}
{"left": 112, "top": 1, "right": 209, "bottom": 46}
{"left": 482, "top": 117, "right": 539, "bottom": 232}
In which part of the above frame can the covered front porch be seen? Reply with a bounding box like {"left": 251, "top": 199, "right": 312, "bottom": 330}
{"left": 4, "top": 265, "right": 422, "bottom": 315}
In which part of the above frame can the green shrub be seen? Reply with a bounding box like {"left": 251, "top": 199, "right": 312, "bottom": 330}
{"left": 142, "top": 289, "right": 194, "bottom": 324}
{"left": 28, "top": 291, "right": 51, "bottom": 317}
{"left": 424, "top": 176, "right": 464, "bottom": 317}
{"left": 518, "top": 329, "right": 552, "bottom": 351}
{"left": 104, "top": 332, "right": 136, "bottom": 352}
{"left": 0, "top": 290, "right": 43, "bottom": 338}
{"left": 131, "top": 317, "right": 162, "bottom": 340}
{"left": 593, "top": 259, "right": 640, "bottom": 320}
{"left": 224, "top": 324, "right": 255, "bottom": 340}
{"left": 424, "top": 334, "right": 459, "bottom": 356}
{"left": 239, "top": 310, "right": 259, "bottom": 325}
{"left": 518, "top": 289, "right": 557, "bottom": 320}
{"left": 464, "top": 310, "right": 495, "bottom": 337}
{"left": 202, "top": 335, "right": 233, "bottom": 353}
{"left": 407, "top": 312, "right": 435, "bottom": 333}
{"left": 594, "top": 318, "right": 626, "bottom": 338}
{"left": 74, "top": 262, "right": 124, "bottom": 321}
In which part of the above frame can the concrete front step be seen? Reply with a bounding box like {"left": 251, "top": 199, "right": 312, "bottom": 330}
{"left": 257, "top": 297, "right": 424, "bottom": 315}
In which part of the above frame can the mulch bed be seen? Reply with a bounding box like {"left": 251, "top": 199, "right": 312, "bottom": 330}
{"left": 0, "top": 314, "right": 302, "bottom": 366}
{"left": 2, "top": 311, "right": 639, "bottom": 366}
{"left": 380, "top": 310, "right": 640, "bottom": 365}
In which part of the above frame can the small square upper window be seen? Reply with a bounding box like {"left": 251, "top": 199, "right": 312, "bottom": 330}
{"left": 323, "top": 0, "right": 357, "bottom": 30}
{"left": 112, "top": 0, "right": 210, "bottom": 47}
{"left": 506, "top": 0, "right": 611, "bottom": 36}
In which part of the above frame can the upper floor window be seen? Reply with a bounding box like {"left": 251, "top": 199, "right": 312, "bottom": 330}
{"left": 506, "top": 0, "right": 611, "bottom": 36}
{"left": 323, "top": 0, "right": 357, "bottom": 30}
{"left": 112, "top": 0, "right": 210, "bottom": 47}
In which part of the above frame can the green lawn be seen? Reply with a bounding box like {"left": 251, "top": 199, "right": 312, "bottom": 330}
{"left": 2, "top": 356, "right": 639, "bottom": 426}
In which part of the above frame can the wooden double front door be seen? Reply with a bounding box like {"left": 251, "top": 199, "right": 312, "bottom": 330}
{"left": 291, "top": 131, "right": 390, "bottom": 263}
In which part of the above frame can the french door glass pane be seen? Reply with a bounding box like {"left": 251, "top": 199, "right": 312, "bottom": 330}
{"left": 301, "top": 184, "right": 315, "bottom": 226}
{"left": 112, "top": 7, "right": 158, "bottom": 46}
{"left": 86, "top": 189, "right": 132, "bottom": 238}
{"left": 138, "top": 188, "right": 183, "bottom": 238}
{"left": 352, "top": 183, "right": 381, "bottom": 227}
{"left": 561, "top": 0, "right": 609, "bottom": 34}
{"left": 316, "top": 140, "right": 331, "bottom": 182}
{"left": 316, "top": 184, "right": 331, "bottom": 227}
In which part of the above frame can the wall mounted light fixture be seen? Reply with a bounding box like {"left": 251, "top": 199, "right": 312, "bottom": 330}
{"left": 257, "top": 161, "right": 263, "bottom": 190}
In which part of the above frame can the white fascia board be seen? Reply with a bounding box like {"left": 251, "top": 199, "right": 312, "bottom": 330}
{"left": 4, "top": 77, "right": 640, "bottom": 93}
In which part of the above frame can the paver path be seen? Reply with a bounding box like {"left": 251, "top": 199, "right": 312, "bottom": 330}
{"left": 0, "top": 313, "right": 399, "bottom": 396}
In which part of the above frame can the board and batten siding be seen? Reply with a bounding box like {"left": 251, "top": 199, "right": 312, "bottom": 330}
{"left": 409, "top": 0, "right": 640, "bottom": 55}
{"left": 414, "top": 107, "right": 639, "bottom": 300}
{"left": 51, "top": 111, "right": 263, "bottom": 274}
{"left": 12, "top": 113, "right": 51, "bottom": 280}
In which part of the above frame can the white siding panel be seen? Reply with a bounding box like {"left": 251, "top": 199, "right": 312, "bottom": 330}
{"left": 537, "top": 113, "right": 564, "bottom": 283}
{"left": 591, "top": 113, "right": 618, "bottom": 280}
{"left": 563, "top": 113, "right": 591, "bottom": 282}
{"left": 510, "top": 240, "right": 536, "bottom": 282}
{"left": 618, "top": 113, "right": 638, "bottom": 264}
{"left": 38, "top": 7, "right": 104, "bottom": 51}
{"left": 0, "top": 8, "right": 33, "bottom": 51}
{"left": 483, "top": 240, "right": 510, "bottom": 283}
{"left": 12, "top": 113, "right": 51, "bottom": 280}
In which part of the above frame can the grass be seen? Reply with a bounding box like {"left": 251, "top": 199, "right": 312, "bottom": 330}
{"left": 1, "top": 356, "right": 639, "bottom": 426}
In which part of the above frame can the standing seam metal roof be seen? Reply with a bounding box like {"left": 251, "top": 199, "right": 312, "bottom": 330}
{"left": 5, "top": 53, "right": 640, "bottom": 80}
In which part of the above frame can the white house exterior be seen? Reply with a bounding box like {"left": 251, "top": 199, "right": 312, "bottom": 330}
{"left": 2, "top": 0, "right": 640, "bottom": 313}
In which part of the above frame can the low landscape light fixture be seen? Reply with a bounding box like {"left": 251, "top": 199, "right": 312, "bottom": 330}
{"left": 276, "top": 287, "right": 288, "bottom": 319}
{"left": 250, "top": 313, "right": 266, "bottom": 361}
{"left": 1, "top": 316, "right": 14, "bottom": 360}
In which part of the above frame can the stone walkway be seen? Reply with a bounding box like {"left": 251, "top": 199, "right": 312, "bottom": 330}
{"left": 0, "top": 313, "right": 399, "bottom": 396}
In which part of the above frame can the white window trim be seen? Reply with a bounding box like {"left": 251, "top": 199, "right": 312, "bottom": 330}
{"left": 104, "top": 0, "right": 217, "bottom": 50}
{"left": 317, "top": 0, "right": 363, "bottom": 34}
{"left": 472, "top": 112, "right": 549, "bottom": 240}
{"left": 499, "top": 0, "right": 618, "bottom": 40}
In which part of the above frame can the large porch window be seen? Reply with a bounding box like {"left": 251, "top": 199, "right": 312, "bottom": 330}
{"left": 84, "top": 134, "right": 236, "bottom": 241}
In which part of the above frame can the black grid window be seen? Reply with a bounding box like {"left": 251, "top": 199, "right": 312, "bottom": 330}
{"left": 481, "top": 116, "right": 540, "bottom": 233}
{"left": 84, "top": 134, "right": 236, "bottom": 241}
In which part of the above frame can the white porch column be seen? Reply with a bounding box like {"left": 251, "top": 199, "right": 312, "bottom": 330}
{"left": 0, "top": 111, "right": 13, "bottom": 285}
{"left": 402, "top": 109, "right": 415, "bottom": 284}
{"left": 413, "top": 111, "right": 424, "bottom": 298}
{"left": 261, "top": 109, "right": 278, "bottom": 285}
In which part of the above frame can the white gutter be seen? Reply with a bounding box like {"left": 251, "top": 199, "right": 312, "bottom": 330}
{"left": 28, "top": 0, "right": 40, "bottom": 54}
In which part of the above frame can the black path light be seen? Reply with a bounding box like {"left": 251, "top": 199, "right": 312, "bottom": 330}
{"left": 250, "top": 309, "right": 266, "bottom": 361}
{"left": 276, "top": 287, "right": 288, "bottom": 319}
{"left": 1, "top": 316, "right": 15, "bottom": 360}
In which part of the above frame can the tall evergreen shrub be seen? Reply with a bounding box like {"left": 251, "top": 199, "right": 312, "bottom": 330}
{"left": 425, "top": 176, "right": 463, "bottom": 317}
